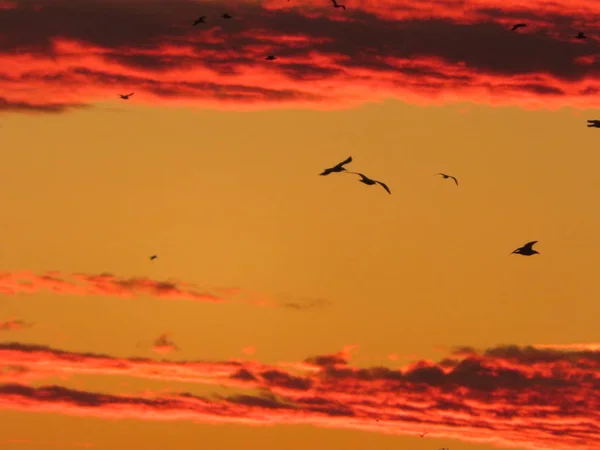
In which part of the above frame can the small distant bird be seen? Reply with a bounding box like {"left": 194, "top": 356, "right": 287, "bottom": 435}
{"left": 510, "top": 241, "right": 540, "bottom": 256}
{"left": 419, "top": 432, "right": 428, "bottom": 438}
{"left": 511, "top": 23, "right": 526, "bottom": 31}
{"left": 319, "top": 156, "right": 352, "bottom": 175}
{"left": 331, "top": 0, "right": 346, "bottom": 9}
{"left": 575, "top": 32, "right": 587, "bottom": 39}
{"left": 435, "top": 173, "right": 458, "bottom": 186}
{"left": 347, "top": 172, "right": 391, "bottom": 194}
{"left": 587, "top": 120, "right": 600, "bottom": 128}
{"left": 149, "top": 255, "right": 158, "bottom": 261}
{"left": 222, "top": 13, "right": 232, "bottom": 19}
{"left": 119, "top": 93, "right": 134, "bottom": 99}
{"left": 193, "top": 16, "right": 206, "bottom": 25}
{"left": 265, "top": 55, "right": 277, "bottom": 61}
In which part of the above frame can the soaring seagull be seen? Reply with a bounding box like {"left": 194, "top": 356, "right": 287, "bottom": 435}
{"left": 319, "top": 156, "right": 352, "bottom": 175}
{"left": 346, "top": 172, "right": 391, "bottom": 194}
{"left": 119, "top": 93, "right": 134, "bottom": 99}
{"left": 510, "top": 241, "right": 540, "bottom": 256}
{"left": 435, "top": 173, "right": 458, "bottom": 186}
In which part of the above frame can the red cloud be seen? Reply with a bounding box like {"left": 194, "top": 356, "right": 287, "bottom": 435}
{"left": 1, "top": 0, "right": 600, "bottom": 113}
{"left": 0, "top": 271, "right": 222, "bottom": 303}
{"left": 152, "top": 334, "right": 178, "bottom": 355}
{"left": 0, "top": 319, "right": 34, "bottom": 331}
{"left": 0, "top": 342, "right": 599, "bottom": 449}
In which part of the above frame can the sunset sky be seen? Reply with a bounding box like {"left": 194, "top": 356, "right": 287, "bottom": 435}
{"left": 1, "top": 0, "right": 600, "bottom": 449}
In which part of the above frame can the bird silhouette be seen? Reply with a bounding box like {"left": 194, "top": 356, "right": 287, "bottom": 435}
{"left": 193, "top": 16, "right": 206, "bottom": 25}
{"left": 319, "top": 156, "right": 352, "bottom": 175}
{"left": 511, "top": 23, "right": 526, "bottom": 31}
{"left": 331, "top": 0, "right": 346, "bottom": 9}
{"left": 510, "top": 241, "right": 540, "bottom": 256}
{"left": 575, "top": 32, "right": 587, "bottom": 39}
{"left": 419, "top": 432, "right": 428, "bottom": 438}
{"left": 265, "top": 55, "right": 277, "bottom": 60}
{"left": 587, "top": 120, "right": 600, "bottom": 128}
{"left": 149, "top": 255, "right": 158, "bottom": 261}
{"left": 119, "top": 93, "right": 134, "bottom": 99}
{"left": 222, "top": 13, "right": 232, "bottom": 19}
{"left": 435, "top": 173, "right": 458, "bottom": 186}
{"left": 346, "top": 172, "right": 391, "bottom": 194}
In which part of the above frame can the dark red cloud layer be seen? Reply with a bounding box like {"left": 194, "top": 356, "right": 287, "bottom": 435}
{"left": 0, "top": 271, "right": 222, "bottom": 303}
{"left": 0, "top": 0, "right": 599, "bottom": 112}
{"left": 0, "top": 342, "right": 599, "bottom": 449}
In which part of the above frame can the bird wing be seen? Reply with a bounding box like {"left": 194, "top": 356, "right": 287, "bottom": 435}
{"left": 346, "top": 171, "right": 365, "bottom": 178}
{"left": 128, "top": 93, "right": 134, "bottom": 96}
{"left": 435, "top": 173, "right": 445, "bottom": 177}
{"left": 451, "top": 176, "right": 458, "bottom": 185}
{"left": 339, "top": 156, "right": 352, "bottom": 166}
{"left": 523, "top": 241, "right": 538, "bottom": 249}
{"left": 377, "top": 181, "right": 391, "bottom": 194}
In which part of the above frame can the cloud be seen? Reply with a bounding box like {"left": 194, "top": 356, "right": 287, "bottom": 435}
{"left": 0, "top": 271, "right": 223, "bottom": 303}
{"left": 533, "top": 342, "right": 600, "bottom": 351}
{"left": 279, "top": 297, "right": 331, "bottom": 311}
{"left": 151, "top": 334, "right": 178, "bottom": 355}
{"left": 242, "top": 345, "right": 256, "bottom": 356}
{"left": 1, "top": 0, "right": 600, "bottom": 113}
{"left": 0, "top": 319, "right": 34, "bottom": 331}
{"left": 0, "top": 342, "right": 599, "bottom": 449}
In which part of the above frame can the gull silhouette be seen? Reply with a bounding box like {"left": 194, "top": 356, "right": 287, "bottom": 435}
{"left": 346, "top": 172, "right": 391, "bottom": 194}
{"left": 319, "top": 156, "right": 352, "bottom": 175}
{"left": 419, "top": 432, "right": 428, "bottom": 438}
{"left": 575, "top": 32, "right": 587, "bottom": 39}
{"left": 510, "top": 241, "right": 540, "bottom": 256}
{"left": 435, "top": 173, "right": 458, "bottom": 186}
{"left": 511, "top": 23, "right": 526, "bottom": 31}
{"left": 587, "top": 120, "right": 600, "bottom": 128}
{"left": 222, "top": 13, "right": 232, "bottom": 19}
{"left": 331, "top": 0, "right": 346, "bottom": 9}
{"left": 193, "top": 16, "right": 206, "bottom": 25}
{"left": 265, "top": 55, "right": 277, "bottom": 60}
{"left": 119, "top": 93, "right": 134, "bottom": 99}
{"left": 149, "top": 255, "right": 158, "bottom": 261}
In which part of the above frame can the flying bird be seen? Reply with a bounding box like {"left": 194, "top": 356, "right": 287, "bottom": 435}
{"left": 149, "top": 255, "right": 158, "bottom": 261}
{"left": 587, "top": 120, "right": 600, "bottom": 128}
{"left": 575, "top": 32, "right": 587, "bottom": 39}
{"left": 319, "top": 156, "right": 352, "bottom": 175}
{"left": 119, "top": 93, "right": 134, "bottom": 99}
{"left": 435, "top": 173, "right": 458, "bottom": 186}
{"left": 265, "top": 55, "right": 277, "bottom": 60}
{"left": 193, "top": 16, "right": 206, "bottom": 25}
{"left": 510, "top": 241, "right": 540, "bottom": 256}
{"left": 419, "top": 432, "right": 428, "bottom": 438}
{"left": 331, "top": 0, "right": 346, "bottom": 9}
{"left": 511, "top": 23, "right": 526, "bottom": 31}
{"left": 347, "top": 172, "right": 391, "bottom": 194}
{"left": 222, "top": 13, "right": 232, "bottom": 19}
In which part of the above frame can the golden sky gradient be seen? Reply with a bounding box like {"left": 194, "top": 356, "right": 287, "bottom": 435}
{"left": 1, "top": 101, "right": 599, "bottom": 450}
{"left": 1, "top": 0, "right": 600, "bottom": 449}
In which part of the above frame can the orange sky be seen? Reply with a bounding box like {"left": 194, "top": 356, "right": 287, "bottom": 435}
{"left": 1, "top": 1, "right": 600, "bottom": 450}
